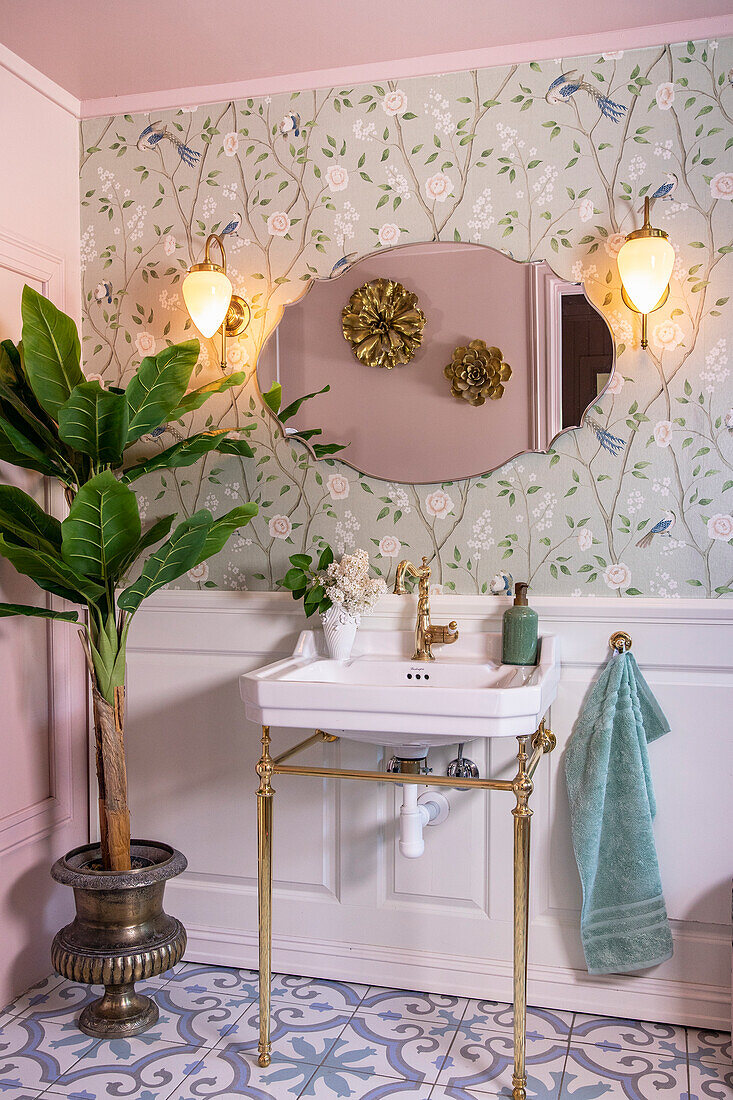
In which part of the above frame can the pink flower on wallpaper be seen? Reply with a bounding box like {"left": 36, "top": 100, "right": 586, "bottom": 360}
{"left": 424, "top": 489, "right": 454, "bottom": 518}
{"left": 605, "top": 371, "right": 625, "bottom": 395}
{"left": 222, "top": 132, "right": 239, "bottom": 156}
{"left": 603, "top": 562, "right": 631, "bottom": 590}
{"left": 378, "top": 534, "right": 401, "bottom": 558}
{"left": 652, "top": 320, "right": 684, "bottom": 352}
{"left": 425, "top": 171, "right": 453, "bottom": 203}
{"left": 268, "top": 514, "right": 292, "bottom": 539}
{"left": 327, "top": 473, "right": 350, "bottom": 499}
{"left": 707, "top": 513, "right": 733, "bottom": 539}
{"left": 226, "top": 342, "right": 246, "bottom": 370}
{"left": 653, "top": 420, "right": 674, "bottom": 447}
{"left": 267, "top": 211, "right": 291, "bottom": 236}
{"left": 378, "top": 223, "right": 400, "bottom": 246}
{"left": 655, "top": 82, "right": 675, "bottom": 110}
{"left": 326, "top": 164, "right": 349, "bottom": 192}
{"left": 604, "top": 233, "right": 626, "bottom": 258}
{"left": 382, "top": 90, "right": 408, "bottom": 116}
{"left": 578, "top": 198, "right": 594, "bottom": 222}
{"left": 187, "top": 562, "right": 210, "bottom": 583}
{"left": 710, "top": 171, "right": 733, "bottom": 200}
{"left": 163, "top": 234, "right": 176, "bottom": 255}
{"left": 135, "top": 331, "right": 156, "bottom": 356}
{"left": 576, "top": 528, "right": 593, "bottom": 551}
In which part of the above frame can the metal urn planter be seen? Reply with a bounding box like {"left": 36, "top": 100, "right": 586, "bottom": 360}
{"left": 51, "top": 840, "right": 187, "bottom": 1038}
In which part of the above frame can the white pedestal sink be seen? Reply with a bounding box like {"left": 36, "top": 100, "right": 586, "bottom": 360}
{"left": 240, "top": 627, "right": 560, "bottom": 756}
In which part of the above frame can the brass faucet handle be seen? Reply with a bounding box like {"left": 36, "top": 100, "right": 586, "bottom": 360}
{"left": 426, "top": 621, "right": 460, "bottom": 646}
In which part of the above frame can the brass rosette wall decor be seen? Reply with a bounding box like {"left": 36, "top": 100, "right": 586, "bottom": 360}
{"left": 341, "top": 278, "right": 426, "bottom": 369}
{"left": 444, "top": 340, "right": 512, "bottom": 406}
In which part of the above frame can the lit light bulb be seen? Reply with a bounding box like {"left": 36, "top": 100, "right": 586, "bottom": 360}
{"left": 617, "top": 234, "right": 675, "bottom": 315}
{"left": 182, "top": 268, "right": 233, "bottom": 339}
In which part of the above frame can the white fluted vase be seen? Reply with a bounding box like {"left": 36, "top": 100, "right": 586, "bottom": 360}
{"left": 321, "top": 605, "right": 360, "bottom": 660}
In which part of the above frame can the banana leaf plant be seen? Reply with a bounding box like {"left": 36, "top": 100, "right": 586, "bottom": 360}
{"left": 0, "top": 285, "right": 259, "bottom": 872}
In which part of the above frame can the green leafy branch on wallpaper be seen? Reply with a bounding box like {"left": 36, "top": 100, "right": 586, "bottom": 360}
{"left": 0, "top": 286, "right": 259, "bottom": 871}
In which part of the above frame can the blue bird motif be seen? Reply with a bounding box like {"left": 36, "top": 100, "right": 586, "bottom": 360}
{"left": 546, "top": 71, "right": 627, "bottom": 122}
{"left": 640, "top": 173, "right": 678, "bottom": 213}
{"left": 636, "top": 510, "right": 675, "bottom": 548}
{"left": 279, "top": 111, "right": 301, "bottom": 138}
{"left": 137, "top": 121, "right": 200, "bottom": 167}
{"left": 93, "top": 280, "right": 112, "bottom": 305}
{"left": 585, "top": 417, "right": 626, "bottom": 456}
{"left": 220, "top": 215, "right": 241, "bottom": 236}
{"left": 329, "top": 252, "right": 358, "bottom": 279}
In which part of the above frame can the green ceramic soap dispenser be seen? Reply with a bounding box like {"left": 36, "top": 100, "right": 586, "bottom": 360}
{"left": 501, "top": 581, "right": 538, "bottom": 666}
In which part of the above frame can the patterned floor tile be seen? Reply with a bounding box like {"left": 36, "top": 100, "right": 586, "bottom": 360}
{"left": 300, "top": 1066, "right": 434, "bottom": 1098}
{"left": 321, "top": 1012, "right": 460, "bottom": 1086}
{"left": 2, "top": 976, "right": 65, "bottom": 1020}
{"left": 359, "top": 990, "right": 467, "bottom": 1025}
{"left": 134, "top": 984, "right": 255, "bottom": 1050}
{"left": 687, "top": 1027, "right": 732, "bottom": 1066}
{"left": 0, "top": 1087, "right": 47, "bottom": 1099}
{"left": 686, "top": 1055, "right": 733, "bottom": 1098}
{"left": 0, "top": 1017, "right": 98, "bottom": 1094}
{"left": 15, "top": 981, "right": 162, "bottom": 1033}
{"left": 435, "top": 1031, "right": 567, "bottom": 1096}
{"left": 272, "top": 975, "right": 368, "bottom": 1014}
{"left": 165, "top": 1046, "right": 321, "bottom": 1098}
{"left": 214, "top": 1001, "right": 351, "bottom": 1064}
{"left": 562, "top": 1042, "right": 687, "bottom": 1099}
{"left": 49, "top": 1036, "right": 203, "bottom": 1098}
{"left": 570, "top": 1013, "right": 687, "bottom": 1060}
{"left": 465, "top": 1000, "right": 573, "bottom": 1043}
{"left": 164, "top": 963, "right": 261, "bottom": 1001}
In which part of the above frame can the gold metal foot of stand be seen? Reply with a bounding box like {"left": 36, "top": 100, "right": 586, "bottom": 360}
{"left": 255, "top": 721, "right": 556, "bottom": 1090}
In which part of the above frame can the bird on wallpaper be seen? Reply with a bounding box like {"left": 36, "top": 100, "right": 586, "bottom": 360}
{"left": 636, "top": 510, "right": 676, "bottom": 548}
{"left": 640, "top": 174, "right": 679, "bottom": 212}
{"left": 137, "top": 122, "right": 201, "bottom": 167}
{"left": 585, "top": 416, "right": 626, "bottom": 457}
{"left": 93, "top": 281, "right": 112, "bottom": 305}
{"left": 220, "top": 215, "right": 242, "bottom": 236}
{"left": 279, "top": 112, "right": 301, "bottom": 138}
{"left": 329, "top": 253, "right": 358, "bottom": 279}
{"left": 545, "top": 72, "right": 627, "bottom": 122}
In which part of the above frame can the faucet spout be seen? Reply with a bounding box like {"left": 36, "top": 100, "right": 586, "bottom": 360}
{"left": 393, "top": 557, "right": 460, "bottom": 661}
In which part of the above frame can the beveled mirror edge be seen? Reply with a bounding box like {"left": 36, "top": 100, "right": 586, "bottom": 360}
{"left": 252, "top": 240, "right": 618, "bottom": 485}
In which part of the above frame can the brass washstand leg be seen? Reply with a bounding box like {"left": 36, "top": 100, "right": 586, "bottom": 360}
{"left": 256, "top": 725, "right": 274, "bottom": 1068}
{"left": 511, "top": 735, "right": 533, "bottom": 1100}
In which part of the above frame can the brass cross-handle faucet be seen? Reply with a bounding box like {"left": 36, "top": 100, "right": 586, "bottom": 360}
{"left": 393, "top": 556, "right": 459, "bottom": 661}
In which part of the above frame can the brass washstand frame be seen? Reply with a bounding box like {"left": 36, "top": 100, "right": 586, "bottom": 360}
{"left": 255, "top": 717, "right": 557, "bottom": 1100}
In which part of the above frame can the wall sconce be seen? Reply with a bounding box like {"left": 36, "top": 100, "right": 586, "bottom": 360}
{"left": 617, "top": 196, "right": 675, "bottom": 349}
{"left": 182, "top": 233, "right": 250, "bottom": 368}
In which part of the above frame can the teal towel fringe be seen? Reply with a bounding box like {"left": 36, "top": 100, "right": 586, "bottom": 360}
{"left": 564, "top": 650, "right": 673, "bottom": 976}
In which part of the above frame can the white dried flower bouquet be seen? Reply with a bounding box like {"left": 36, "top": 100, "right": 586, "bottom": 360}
{"left": 324, "top": 548, "right": 387, "bottom": 621}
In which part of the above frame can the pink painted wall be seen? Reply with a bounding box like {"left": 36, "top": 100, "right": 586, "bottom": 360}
{"left": 0, "top": 59, "right": 87, "bottom": 1007}
{"left": 258, "top": 243, "right": 532, "bottom": 483}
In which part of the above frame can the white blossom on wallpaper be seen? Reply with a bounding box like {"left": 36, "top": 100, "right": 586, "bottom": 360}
{"left": 79, "top": 38, "right": 732, "bottom": 597}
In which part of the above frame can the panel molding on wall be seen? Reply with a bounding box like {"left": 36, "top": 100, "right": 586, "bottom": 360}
{"left": 122, "top": 590, "right": 732, "bottom": 1029}
{"left": 0, "top": 230, "right": 75, "bottom": 856}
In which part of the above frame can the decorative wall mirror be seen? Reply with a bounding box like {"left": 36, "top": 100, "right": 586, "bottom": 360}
{"left": 256, "top": 242, "right": 613, "bottom": 483}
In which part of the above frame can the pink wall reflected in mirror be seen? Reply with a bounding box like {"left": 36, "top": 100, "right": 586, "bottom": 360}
{"left": 257, "top": 242, "right": 540, "bottom": 483}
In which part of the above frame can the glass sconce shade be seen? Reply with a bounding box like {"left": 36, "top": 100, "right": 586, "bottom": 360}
{"left": 182, "top": 267, "right": 233, "bottom": 338}
{"left": 617, "top": 233, "right": 675, "bottom": 315}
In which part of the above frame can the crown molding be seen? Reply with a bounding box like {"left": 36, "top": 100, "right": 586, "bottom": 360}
{"left": 79, "top": 15, "right": 733, "bottom": 120}
{"left": 0, "top": 41, "right": 80, "bottom": 118}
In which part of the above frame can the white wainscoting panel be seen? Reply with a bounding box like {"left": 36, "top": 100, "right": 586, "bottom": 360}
{"left": 120, "top": 591, "right": 733, "bottom": 1029}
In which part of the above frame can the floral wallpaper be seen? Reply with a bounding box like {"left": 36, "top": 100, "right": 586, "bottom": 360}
{"left": 79, "top": 36, "right": 733, "bottom": 598}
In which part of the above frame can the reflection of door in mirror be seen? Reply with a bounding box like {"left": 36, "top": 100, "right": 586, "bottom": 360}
{"left": 561, "top": 293, "right": 614, "bottom": 428}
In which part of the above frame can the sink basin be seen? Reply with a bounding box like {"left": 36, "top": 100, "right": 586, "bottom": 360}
{"left": 241, "top": 629, "right": 560, "bottom": 756}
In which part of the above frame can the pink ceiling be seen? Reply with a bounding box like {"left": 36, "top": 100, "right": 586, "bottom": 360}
{"left": 1, "top": 0, "right": 730, "bottom": 102}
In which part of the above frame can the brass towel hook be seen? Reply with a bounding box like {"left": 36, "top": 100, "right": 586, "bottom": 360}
{"left": 609, "top": 631, "right": 632, "bottom": 653}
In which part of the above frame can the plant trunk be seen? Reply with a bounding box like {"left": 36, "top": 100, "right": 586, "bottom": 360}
{"left": 91, "top": 683, "right": 131, "bottom": 872}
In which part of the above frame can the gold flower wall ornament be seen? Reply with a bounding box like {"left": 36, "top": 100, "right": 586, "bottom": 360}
{"left": 341, "top": 278, "right": 426, "bottom": 369}
{"left": 444, "top": 340, "right": 512, "bottom": 406}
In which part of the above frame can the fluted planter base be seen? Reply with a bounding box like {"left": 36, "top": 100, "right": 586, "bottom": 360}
{"left": 51, "top": 840, "right": 187, "bottom": 1038}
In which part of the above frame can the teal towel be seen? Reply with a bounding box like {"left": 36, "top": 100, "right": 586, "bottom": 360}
{"left": 564, "top": 650, "right": 673, "bottom": 975}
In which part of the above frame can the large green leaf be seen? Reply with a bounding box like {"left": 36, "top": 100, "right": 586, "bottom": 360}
{"left": 0, "top": 485, "right": 62, "bottom": 553}
{"left": 117, "top": 510, "right": 212, "bottom": 613}
{"left": 21, "top": 286, "right": 83, "bottom": 419}
{"left": 61, "top": 470, "right": 141, "bottom": 583}
{"left": 0, "top": 534, "right": 103, "bottom": 604}
{"left": 0, "top": 602, "right": 78, "bottom": 622}
{"left": 211, "top": 436, "right": 255, "bottom": 460}
{"left": 261, "top": 381, "right": 282, "bottom": 415}
{"left": 194, "top": 504, "right": 258, "bottom": 565}
{"left": 279, "top": 384, "right": 329, "bottom": 423}
{"left": 125, "top": 340, "right": 200, "bottom": 443}
{"left": 58, "top": 382, "right": 129, "bottom": 465}
{"left": 120, "top": 430, "right": 228, "bottom": 483}
{"left": 168, "top": 372, "right": 245, "bottom": 419}
{"left": 117, "top": 513, "right": 176, "bottom": 576}
{"left": 0, "top": 342, "right": 62, "bottom": 445}
{"left": 0, "top": 411, "right": 69, "bottom": 479}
